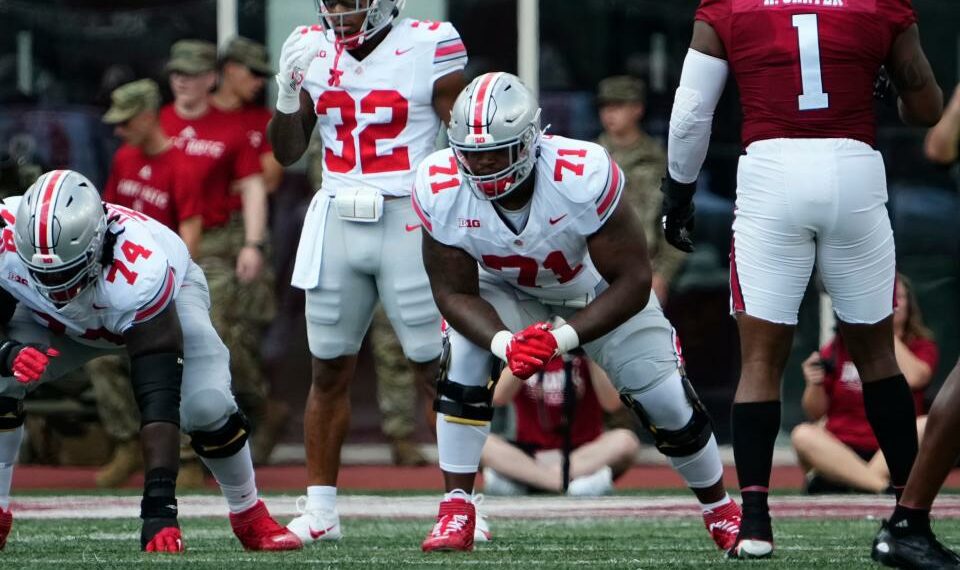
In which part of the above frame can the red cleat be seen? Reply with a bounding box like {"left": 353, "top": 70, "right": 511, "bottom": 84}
{"left": 421, "top": 498, "right": 476, "bottom": 553}
{"left": 0, "top": 507, "right": 11, "bottom": 551}
{"left": 229, "top": 500, "right": 303, "bottom": 551}
{"left": 703, "top": 499, "right": 742, "bottom": 552}
{"left": 144, "top": 526, "right": 184, "bottom": 553}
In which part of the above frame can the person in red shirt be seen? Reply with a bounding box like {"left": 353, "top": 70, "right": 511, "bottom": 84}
{"left": 791, "top": 274, "right": 936, "bottom": 494}
{"left": 660, "top": 0, "right": 944, "bottom": 558}
{"left": 102, "top": 79, "right": 203, "bottom": 257}
{"left": 481, "top": 352, "right": 640, "bottom": 497}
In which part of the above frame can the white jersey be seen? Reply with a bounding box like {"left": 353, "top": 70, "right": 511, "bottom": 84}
{"left": 302, "top": 18, "right": 468, "bottom": 197}
{"left": 412, "top": 136, "right": 626, "bottom": 306}
{"left": 0, "top": 198, "right": 190, "bottom": 348}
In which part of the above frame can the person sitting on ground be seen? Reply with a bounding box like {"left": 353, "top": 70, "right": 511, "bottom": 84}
{"left": 791, "top": 273, "right": 937, "bottom": 494}
{"left": 481, "top": 350, "right": 640, "bottom": 496}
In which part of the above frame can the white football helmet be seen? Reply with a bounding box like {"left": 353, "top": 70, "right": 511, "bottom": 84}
{"left": 447, "top": 72, "right": 542, "bottom": 200}
{"left": 14, "top": 169, "right": 107, "bottom": 304}
{"left": 314, "top": 0, "right": 405, "bottom": 48}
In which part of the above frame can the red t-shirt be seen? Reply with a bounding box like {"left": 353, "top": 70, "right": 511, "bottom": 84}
{"left": 159, "top": 104, "right": 261, "bottom": 229}
{"left": 513, "top": 355, "right": 604, "bottom": 450}
{"left": 695, "top": 0, "right": 917, "bottom": 148}
{"left": 221, "top": 104, "right": 274, "bottom": 211}
{"left": 102, "top": 144, "right": 203, "bottom": 232}
{"left": 821, "top": 335, "right": 937, "bottom": 451}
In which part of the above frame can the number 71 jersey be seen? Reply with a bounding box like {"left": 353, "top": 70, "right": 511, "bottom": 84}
{"left": 412, "top": 136, "right": 626, "bottom": 306}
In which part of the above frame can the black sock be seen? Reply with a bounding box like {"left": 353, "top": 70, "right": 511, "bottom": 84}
{"left": 862, "top": 375, "right": 918, "bottom": 492}
{"left": 889, "top": 504, "right": 931, "bottom": 535}
{"left": 731, "top": 401, "right": 780, "bottom": 539}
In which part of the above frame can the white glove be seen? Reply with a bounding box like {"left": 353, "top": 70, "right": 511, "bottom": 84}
{"left": 275, "top": 26, "right": 323, "bottom": 114}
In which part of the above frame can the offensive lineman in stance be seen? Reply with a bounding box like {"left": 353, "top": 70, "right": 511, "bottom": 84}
{"left": 413, "top": 72, "right": 742, "bottom": 553}
{"left": 267, "top": 0, "right": 467, "bottom": 544}
{"left": 660, "top": 0, "right": 943, "bottom": 560}
{"left": 0, "top": 170, "right": 299, "bottom": 552}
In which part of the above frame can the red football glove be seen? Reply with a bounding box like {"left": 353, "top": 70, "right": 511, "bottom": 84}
{"left": 506, "top": 322, "right": 559, "bottom": 380}
{"left": 144, "top": 526, "right": 184, "bottom": 553}
{"left": 5, "top": 344, "right": 59, "bottom": 384}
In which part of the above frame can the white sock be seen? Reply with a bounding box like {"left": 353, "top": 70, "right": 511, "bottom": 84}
{"left": 201, "top": 442, "right": 259, "bottom": 513}
{"left": 0, "top": 426, "right": 22, "bottom": 511}
{"left": 701, "top": 493, "right": 732, "bottom": 513}
{"left": 436, "top": 413, "right": 490, "bottom": 474}
{"left": 306, "top": 485, "right": 337, "bottom": 511}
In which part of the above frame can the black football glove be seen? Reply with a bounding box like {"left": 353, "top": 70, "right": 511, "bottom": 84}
{"left": 660, "top": 175, "right": 697, "bottom": 253}
{"left": 873, "top": 66, "right": 899, "bottom": 107}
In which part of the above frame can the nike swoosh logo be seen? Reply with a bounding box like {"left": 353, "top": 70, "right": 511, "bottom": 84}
{"left": 309, "top": 524, "right": 336, "bottom": 539}
{"left": 395, "top": 47, "right": 414, "bottom": 56}
{"left": 405, "top": 224, "right": 422, "bottom": 232}
{"left": 549, "top": 214, "right": 567, "bottom": 225}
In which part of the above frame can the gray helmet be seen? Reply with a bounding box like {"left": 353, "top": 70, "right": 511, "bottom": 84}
{"left": 447, "top": 72, "right": 542, "bottom": 200}
{"left": 14, "top": 169, "right": 107, "bottom": 304}
{"left": 314, "top": 0, "right": 405, "bottom": 47}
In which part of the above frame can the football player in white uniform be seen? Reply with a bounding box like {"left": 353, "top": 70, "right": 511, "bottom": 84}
{"left": 412, "top": 72, "right": 742, "bottom": 553}
{"left": 0, "top": 170, "right": 300, "bottom": 553}
{"left": 267, "top": 0, "right": 468, "bottom": 544}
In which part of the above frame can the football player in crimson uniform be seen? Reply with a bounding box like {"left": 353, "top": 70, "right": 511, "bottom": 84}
{"left": 660, "top": 0, "right": 943, "bottom": 561}
{"left": 412, "top": 72, "right": 741, "bottom": 553}
{"left": 268, "top": 0, "right": 469, "bottom": 545}
{"left": 0, "top": 170, "right": 300, "bottom": 553}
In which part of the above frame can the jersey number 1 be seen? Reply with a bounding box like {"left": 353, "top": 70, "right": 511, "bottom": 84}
{"left": 792, "top": 14, "right": 830, "bottom": 111}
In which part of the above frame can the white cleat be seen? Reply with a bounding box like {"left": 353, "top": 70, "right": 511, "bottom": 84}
{"left": 286, "top": 496, "right": 342, "bottom": 545}
{"left": 472, "top": 494, "right": 492, "bottom": 542}
{"left": 729, "top": 538, "right": 774, "bottom": 559}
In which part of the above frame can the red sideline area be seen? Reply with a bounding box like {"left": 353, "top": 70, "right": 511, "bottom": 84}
{"left": 13, "top": 464, "right": 960, "bottom": 491}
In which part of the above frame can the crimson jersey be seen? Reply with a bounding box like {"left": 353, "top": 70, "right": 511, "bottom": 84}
{"left": 159, "top": 104, "right": 261, "bottom": 228}
{"left": 513, "top": 355, "right": 603, "bottom": 450}
{"left": 696, "top": 0, "right": 917, "bottom": 147}
{"left": 103, "top": 144, "right": 203, "bottom": 232}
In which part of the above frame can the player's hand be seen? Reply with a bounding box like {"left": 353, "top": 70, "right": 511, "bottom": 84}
{"left": 2, "top": 342, "right": 59, "bottom": 383}
{"left": 506, "top": 323, "right": 558, "bottom": 380}
{"left": 873, "top": 66, "right": 898, "bottom": 107}
{"left": 660, "top": 175, "right": 697, "bottom": 253}
{"left": 143, "top": 526, "right": 184, "bottom": 553}
{"left": 236, "top": 245, "right": 264, "bottom": 284}
{"left": 275, "top": 26, "right": 324, "bottom": 113}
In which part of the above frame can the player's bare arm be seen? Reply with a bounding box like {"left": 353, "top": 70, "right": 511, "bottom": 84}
{"left": 432, "top": 71, "right": 468, "bottom": 125}
{"left": 567, "top": 198, "right": 652, "bottom": 344}
{"left": 422, "top": 230, "right": 509, "bottom": 349}
{"left": 887, "top": 24, "right": 943, "bottom": 127}
{"left": 689, "top": 20, "right": 725, "bottom": 60}
{"left": 269, "top": 26, "right": 323, "bottom": 165}
{"left": 268, "top": 90, "right": 317, "bottom": 166}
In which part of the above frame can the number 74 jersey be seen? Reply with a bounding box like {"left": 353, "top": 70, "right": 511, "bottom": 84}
{"left": 412, "top": 136, "right": 626, "bottom": 306}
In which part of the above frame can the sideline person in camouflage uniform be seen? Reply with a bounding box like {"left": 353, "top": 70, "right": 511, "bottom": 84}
{"left": 595, "top": 76, "right": 685, "bottom": 305}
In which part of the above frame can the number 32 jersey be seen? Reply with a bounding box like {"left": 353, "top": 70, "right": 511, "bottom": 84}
{"left": 696, "top": 0, "right": 916, "bottom": 147}
{"left": 302, "top": 19, "right": 468, "bottom": 197}
{"left": 0, "top": 197, "right": 190, "bottom": 347}
{"left": 412, "top": 136, "right": 626, "bottom": 306}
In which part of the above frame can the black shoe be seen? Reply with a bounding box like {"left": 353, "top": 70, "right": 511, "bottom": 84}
{"left": 727, "top": 503, "right": 774, "bottom": 559}
{"left": 872, "top": 520, "right": 960, "bottom": 569}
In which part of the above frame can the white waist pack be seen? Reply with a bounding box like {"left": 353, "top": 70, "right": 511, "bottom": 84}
{"left": 334, "top": 186, "right": 384, "bottom": 223}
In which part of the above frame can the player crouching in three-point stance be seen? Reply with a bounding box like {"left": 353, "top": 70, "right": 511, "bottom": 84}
{"left": 413, "top": 72, "right": 741, "bottom": 553}
{"left": 661, "top": 0, "right": 943, "bottom": 561}
{"left": 0, "top": 170, "right": 300, "bottom": 553}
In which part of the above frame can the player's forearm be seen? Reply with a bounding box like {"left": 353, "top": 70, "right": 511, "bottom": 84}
{"left": 238, "top": 176, "right": 268, "bottom": 245}
{"left": 566, "top": 270, "right": 651, "bottom": 345}
{"left": 924, "top": 100, "right": 960, "bottom": 164}
{"left": 267, "top": 112, "right": 310, "bottom": 166}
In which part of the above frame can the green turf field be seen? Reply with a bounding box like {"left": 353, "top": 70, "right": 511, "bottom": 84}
{"left": 3, "top": 516, "right": 960, "bottom": 569}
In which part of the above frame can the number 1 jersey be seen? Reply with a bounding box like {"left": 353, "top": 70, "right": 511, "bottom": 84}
{"left": 696, "top": 0, "right": 916, "bottom": 147}
{"left": 302, "top": 19, "right": 468, "bottom": 197}
{"left": 412, "top": 136, "right": 626, "bottom": 306}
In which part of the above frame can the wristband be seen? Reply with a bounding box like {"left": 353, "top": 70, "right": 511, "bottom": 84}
{"left": 550, "top": 324, "right": 580, "bottom": 354}
{"left": 490, "top": 330, "right": 512, "bottom": 362}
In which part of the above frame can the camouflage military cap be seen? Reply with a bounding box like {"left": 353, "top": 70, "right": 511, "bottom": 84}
{"left": 222, "top": 36, "right": 273, "bottom": 76}
{"left": 597, "top": 76, "right": 646, "bottom": 105}
{"left": 102, "top": 79, "right": 161, "bottom": 124}
{"left": 166, "top": 39, "right": 217, "bottom": 75}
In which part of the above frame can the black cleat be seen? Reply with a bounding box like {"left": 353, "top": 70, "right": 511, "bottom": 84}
{"left": 727, "top": 505, "right": 774, "bottom": 559}
{"left": 872, "top": 520, "right": 960, "bottom": 569}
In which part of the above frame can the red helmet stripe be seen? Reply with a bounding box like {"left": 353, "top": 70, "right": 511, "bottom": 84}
{"left": 36, "top": 170, "right": 66, "bottom": 255}
{"left": 471, "top": 72, "right": 501, "bottom": 136}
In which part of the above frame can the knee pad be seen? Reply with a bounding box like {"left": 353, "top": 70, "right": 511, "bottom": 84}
{"left": 621, "top": 376, "right": 714, "bottom": 458}
{"left": 131, "top": 352, "right": 183, "bottom": 427}
{"left": 189, "top": 411, "right": 250, "bottom": 458}
{"left": 0, "top": 397, "right": 24, "bottom": 431}
{"left": 433, "top": 336, "right": 496, "bottom": 426}
{"left": 181, "top": 388, "right": 235, "bottom": 431}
